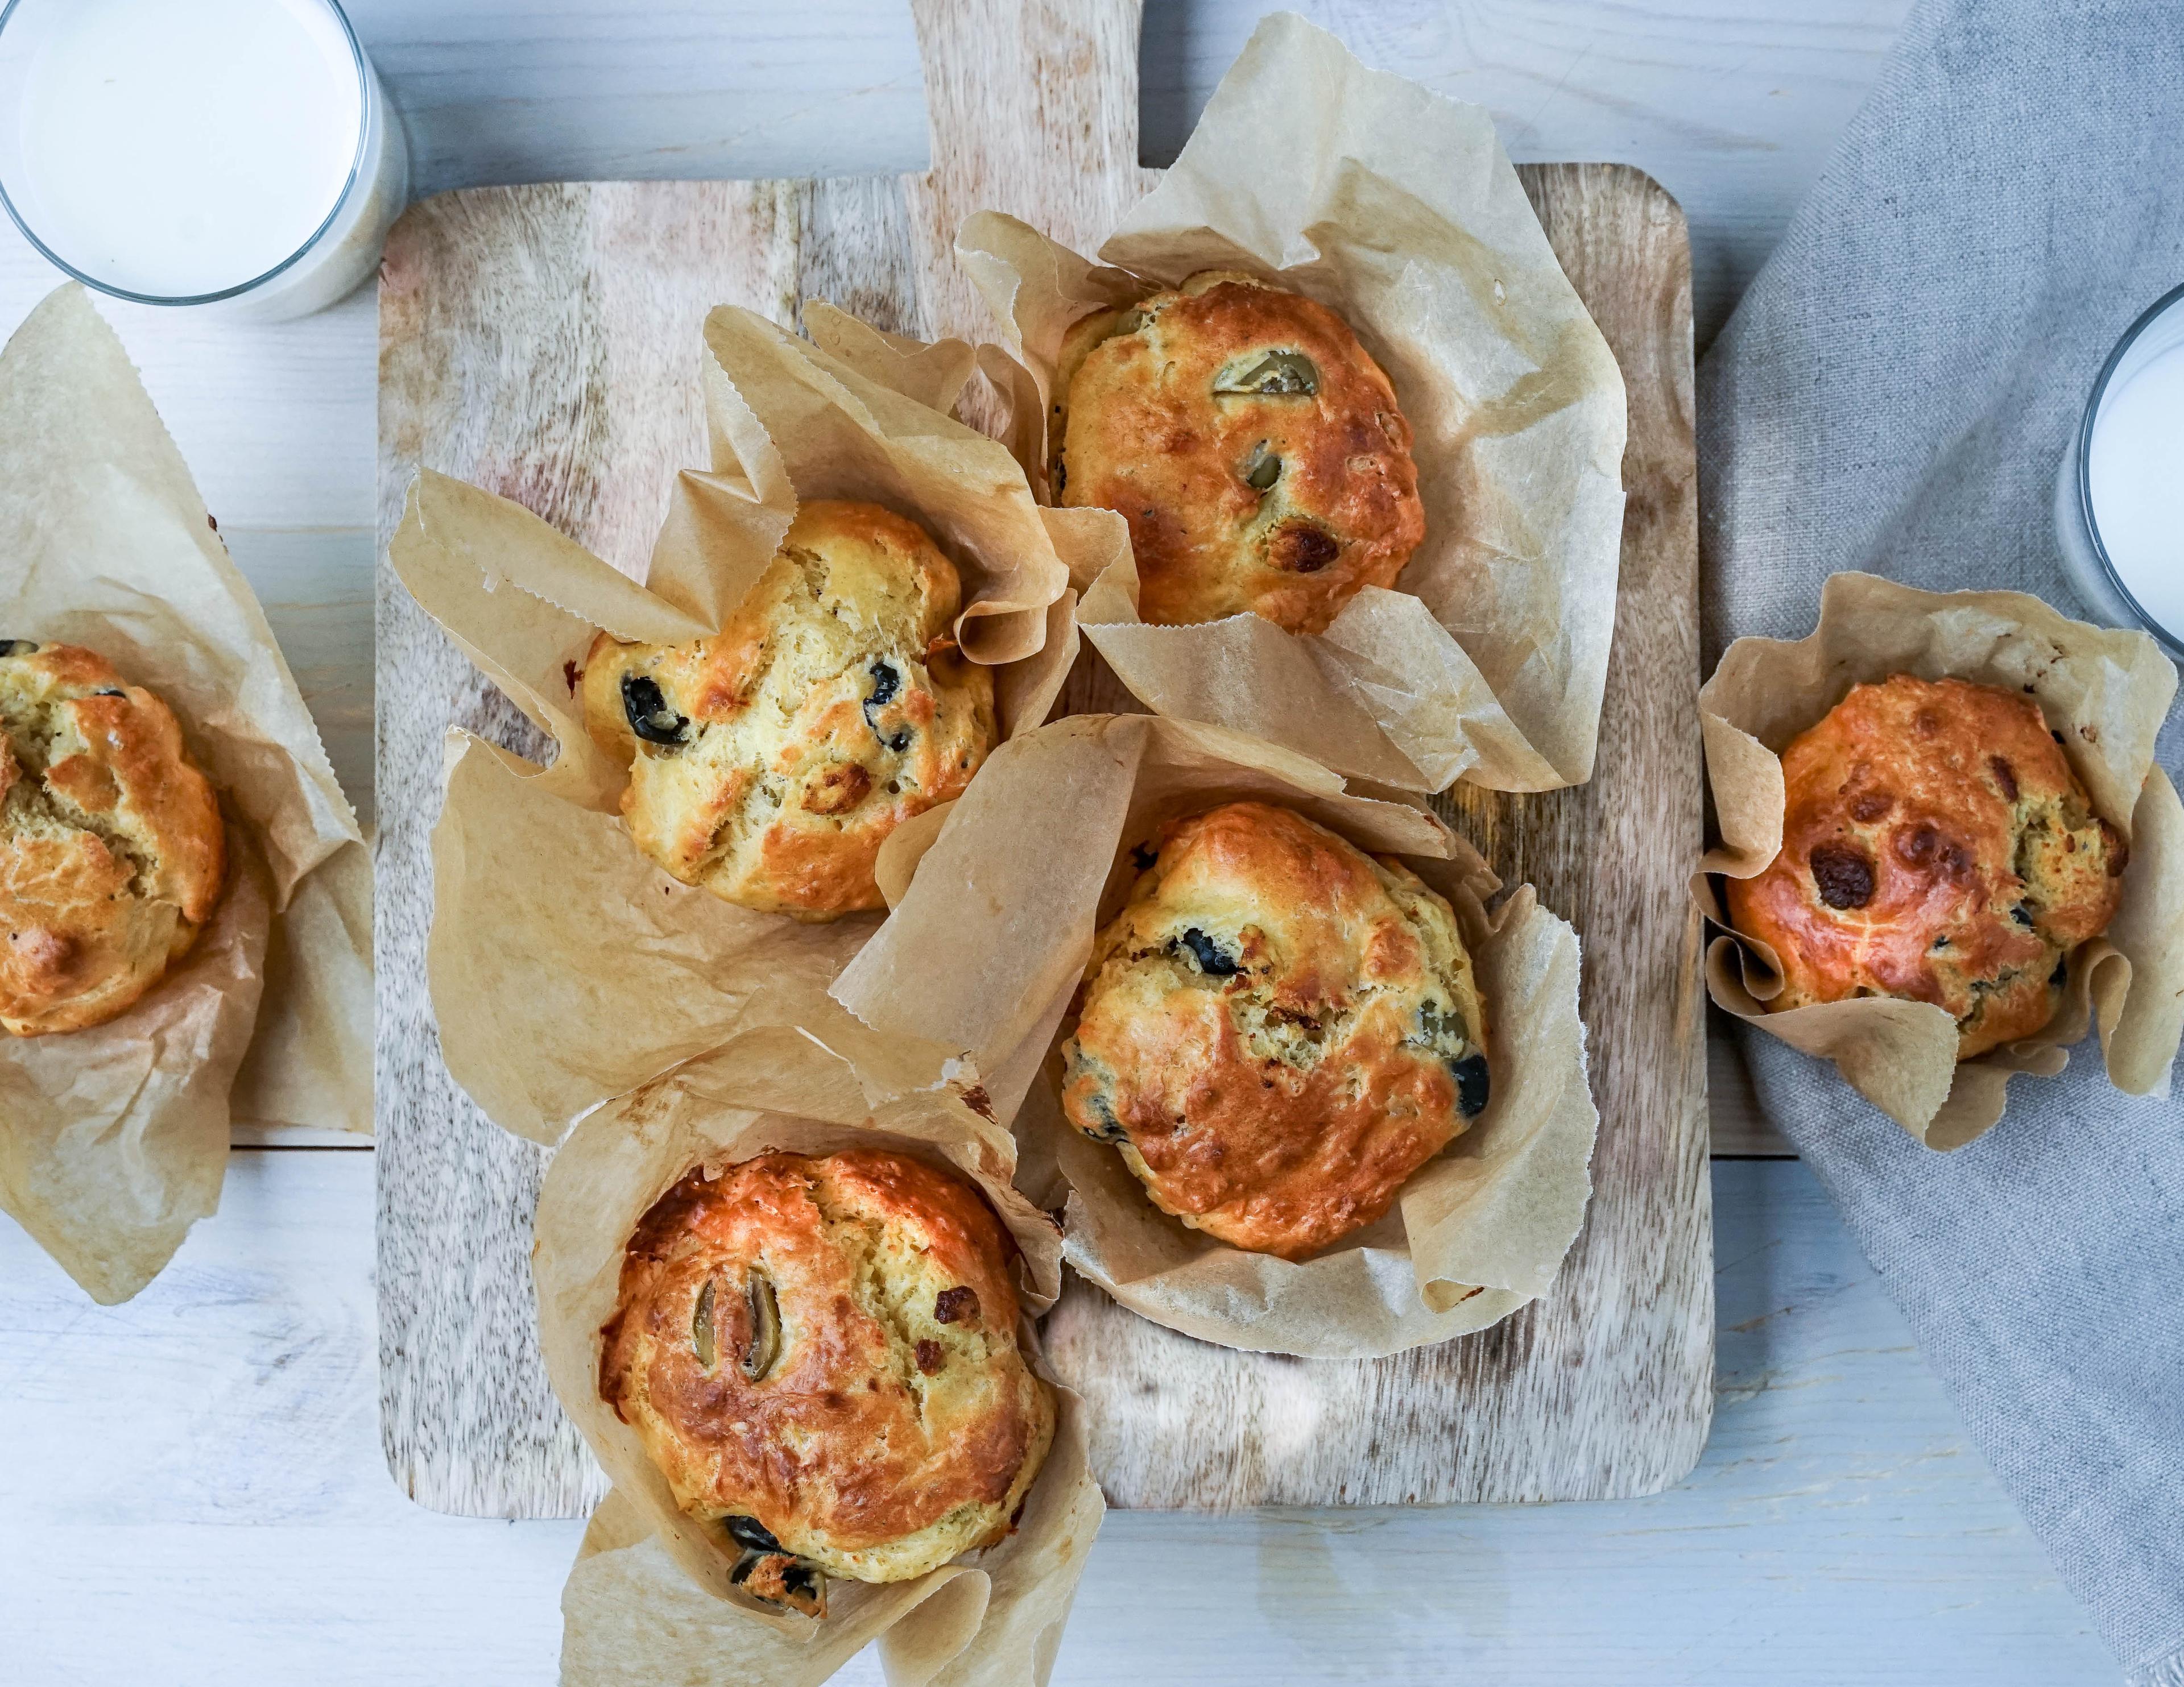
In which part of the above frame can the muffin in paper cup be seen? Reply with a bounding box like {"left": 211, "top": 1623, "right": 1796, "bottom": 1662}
{"left": 954, "top": 12, "right": 1627, "bottom": 797}
{"left": 0, "top": 286, "right": 371, "bottom": 1302}
{"left": 1697, "top": 571, "right": 2184, "bottom": 1150}
{"left": 387, "top": 304, "right": 1110, "bottom": 1145}
{"left": 535, "top": 1005, "right": 1103, "bottom": 1687}
{"left": 831, "top": 712, "right": 1598, "bottom": 1359}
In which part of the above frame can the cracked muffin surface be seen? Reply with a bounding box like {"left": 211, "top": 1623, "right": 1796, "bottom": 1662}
{"left": 1058, "top": 801, "right": 1489, "bottom": 1261}
{"left": 580, "top": 500, "right": 998, "bottom": 920}
{"left": 0, "top": 640, "right": 225, "bottom": 1036}
{"left": 597, "top": 1148, "right": 1053, "bottom": 1613}
{"left": 1726, "top": 674, "right": 2126, "bottom": 1059}
{"left": 1052, "top": 271, "right": 1425, "bottom": 635}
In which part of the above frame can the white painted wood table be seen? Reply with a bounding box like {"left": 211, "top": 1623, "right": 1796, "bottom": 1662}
{"left": 0, "top": 1, "right": 2120, "bottom": 1681}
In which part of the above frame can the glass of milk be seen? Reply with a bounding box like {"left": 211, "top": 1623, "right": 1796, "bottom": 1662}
{"left": 2055, "top": 282, "right": 2184, "bottom": 660}
{"left": 0, "top": 0, "right": 407, "bottom": 321}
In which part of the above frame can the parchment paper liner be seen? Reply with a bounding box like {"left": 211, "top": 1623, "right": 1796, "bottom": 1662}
{"left": 832, "top": 713, "right": 1598, "bottom": 1359}
{"left": 536, "top": 1009, "right": 1103, "bottom": 1687}
{"left": 954, "top": 11, "right": 1627, "bottom": 796}
{"left": 0, "top": 286, "right": 371, "bottom": 1302}
{"left": 389, "top": 305, "right": 1111, "bottom": 1146}
{"left": 1697, "top": 571, "right": 2184, "bottom": 1150}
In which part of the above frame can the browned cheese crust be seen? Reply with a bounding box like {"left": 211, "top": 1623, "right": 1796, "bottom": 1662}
{"left": 597, "top": 1149, "right": 1054, "bottom": 1607}
{"left": 580, "top": 500, "right": 998, "bottom": 920}
{"left": 1057, "top": 801, "right": 1489, "bottom": 1260}
{"left": 0, "top": 640, "right": 225, "bottom": 1036}
{"left": 1052, "top": 271, "right": 1425, "bottom": 635}
{"left": 1725, "top": 674, "right": 2126, "bottom": 1059}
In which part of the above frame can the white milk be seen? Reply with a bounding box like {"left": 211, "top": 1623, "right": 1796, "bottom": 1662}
{"left": 2087, "top": 332, "right": 2184, "bottom": 640}
{"left": 3, "top": 0, "right": 387, "bottom": 305}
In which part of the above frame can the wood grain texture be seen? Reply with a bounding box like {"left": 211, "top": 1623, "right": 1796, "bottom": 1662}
{"left": 377, "top": 0, "right": 1709, "bottom": 1514}
{"left": 376, "top": 177, "right": 925, "bottom": 1515}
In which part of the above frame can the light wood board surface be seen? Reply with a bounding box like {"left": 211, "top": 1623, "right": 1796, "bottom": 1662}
{"left": 0, "top": 1154, "right": 2111, "bottom": 1686}
{"left": 377, "top": 0, "right": 1710, "bottom": 1514}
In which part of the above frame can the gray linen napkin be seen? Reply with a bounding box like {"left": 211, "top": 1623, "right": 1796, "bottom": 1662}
{"left": 1695, "top": 1, "right": 2184, "bottom": 1680}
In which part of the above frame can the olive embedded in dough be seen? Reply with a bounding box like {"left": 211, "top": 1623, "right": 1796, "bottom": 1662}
{"left": 621, "top": 672, "right": 689, "bottom": 746}
{"left": 740, "top": 1270, "right": 780, "bottom": 1381}
{"left": 1213, "top": 349, "right": 1319, "bottom": 396}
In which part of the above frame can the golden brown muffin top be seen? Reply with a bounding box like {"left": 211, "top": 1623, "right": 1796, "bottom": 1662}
{"left": 1053, "top": 272, "right": 1425, "bottom": 635}
{"left": 0, "top": 640, "right": 225, "bottom": 1036}
{"left": 1058, "top": 801, "right": 1487, "bottom": 1259}
{"left": 1726, "top": 674, "right": 2125, "bottom": 1059}
{"left": 580, "top": 500, "right": 998, "bottom": 920}
{"left": 598, "top": 1148, "right": 1053, "bottom": 1609}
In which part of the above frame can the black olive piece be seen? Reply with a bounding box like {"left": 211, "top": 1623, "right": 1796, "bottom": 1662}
{"left": 0, "top": 640, "right": 36, "bottom": 657}
{"left": 863, "top": 660, "right": 904, "bottom": 745}
{"left": 1177, "top": 927, "right": 1239, "bottom": 976}
{"left": 1076, "top": 1090, "right": 1128, "bottom": 1144}
{"left": 621, "top": 673, "right": 688, "bottom": 746}
{"left": 730, "top": 1549, "right": 826, "bottom": 1617}
{"left": 1129, "top": 843, "right": 1158, "bottom": 872}
{"left": 92, "top": 689, "right": 125, "bottom": 698}
{"left": 1932, "top": 936, "right": 1950, "bottom": 950}
{"left": 723, "top": 1515, "right": 784, "bottom": 1553}
{"left": 2011, "top": 902, "right": 2036, "bottom": 928}
{"left": 1449, "top": 1052, "right": 1491, "bottom": 1119}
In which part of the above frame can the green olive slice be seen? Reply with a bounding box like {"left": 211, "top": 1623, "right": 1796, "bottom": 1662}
{"left": 1213, "top": 350, "right": 1319, "bottom": 397}
{"left": 741, "top": 1269, "right": 781, "bottom": 1381}
{"left": 690, "top": 1278, "right": 717, "bottom": 1371}
{"left": 1242, "top": 441, "right": 1283, "bottom": 491}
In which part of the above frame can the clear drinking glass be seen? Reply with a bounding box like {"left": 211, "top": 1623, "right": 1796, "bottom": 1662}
{"left": 0, "top": 0, "right": 408, "bottom": 321}
{"left": 2053, "top": 281, "right": 2184, "bottom": 661}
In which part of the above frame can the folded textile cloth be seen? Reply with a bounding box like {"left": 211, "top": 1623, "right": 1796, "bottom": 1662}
{"left": 1697, "top": 1, "right": 2184, "bottom": 1681}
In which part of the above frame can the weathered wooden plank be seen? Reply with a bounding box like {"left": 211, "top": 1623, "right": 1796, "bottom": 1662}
{"left": 374, "top": 175, "right": 925, "bottom": 1515}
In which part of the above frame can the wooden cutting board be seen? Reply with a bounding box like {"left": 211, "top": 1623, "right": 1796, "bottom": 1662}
{"left": 375, "top": 0, "right": 1711, "bottom": 1515}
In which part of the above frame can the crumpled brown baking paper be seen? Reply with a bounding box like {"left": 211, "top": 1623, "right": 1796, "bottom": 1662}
{"left": 1697, "top": 571, "right": 2184, "bottom": 1150}
{"left": 388, "top": 305, "right": 1110, "bottom": 1146}
{"left": 831, "top": 713, "right": 1598, "bottom": 1359}
{"left": 954, "top": 11, "right": 1627, "bottom": 795}
{"left": 535, "top": 1006, "right": 1104, "bottom": 1687}
{"left": 0, "top": 285, "right": 371, "bottom": 1303}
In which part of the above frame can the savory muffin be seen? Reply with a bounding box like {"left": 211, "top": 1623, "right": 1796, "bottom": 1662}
{"left": 597, "top": 1148, "right": 1054, "bottom": 1616}
{"left": 1726, "top": 674, "right": 2127, "bottom": 1058}
{"left": 0, "top": 640, "right": 225, "bottom": 1036}
{"left": 1052, "top": 271, "right": 1425, "bottom": 635}
{"left": 581, "top": 500, "right": 998, "bottom": 919}
{"left": 1057, "top": 801, "right": 1488, "bottom": 1259}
